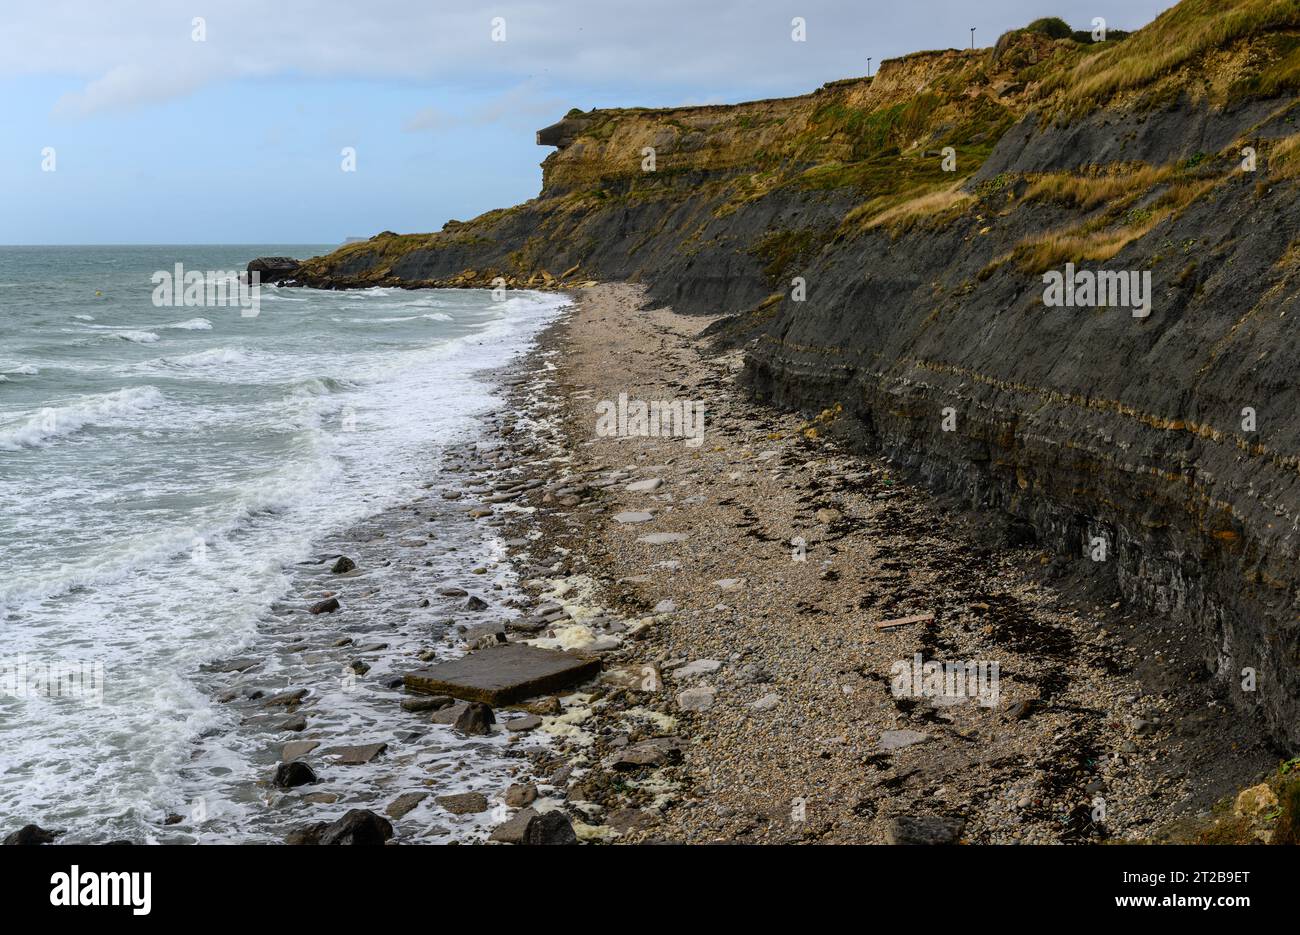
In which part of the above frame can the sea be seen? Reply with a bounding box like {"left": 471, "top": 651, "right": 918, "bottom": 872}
{"left": 0, "top": 245, "right": 568, "bottom": 842}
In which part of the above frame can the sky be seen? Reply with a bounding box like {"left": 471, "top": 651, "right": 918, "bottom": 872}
{"left": 0, "top": 0, "right": 1176, "bottom": 245}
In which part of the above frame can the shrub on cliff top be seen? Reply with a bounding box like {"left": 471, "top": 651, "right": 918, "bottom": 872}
{"left": 1026, "top": 17, "right": 1073, "bottom": 40}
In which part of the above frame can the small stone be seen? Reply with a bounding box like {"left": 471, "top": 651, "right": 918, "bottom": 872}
{"left": 748, "top": 692, "right": 781, "bottom": 711}
{"left": 505, "top": 714, "right": 542, "bottom": 732}
{"left": 878, "top": 729, "right": 930, "bottom": 751}
{"left": 281, "top": 740, "right": 319, "bottom": 761}
{"left": 613, "top": 511, "right": 654, "bottom": 524}
{"left": 330, "top": 556, "right": 356, "bottom": 574}
{"left": 528, "top": 697, "right": 563, "bottom": 716}
{"left": 263, "top": 689, "right": 308, "bottom": 708}
{"left": 465, "top": 595, "right": 489, "bottom": 611}
{"left": 489, "top": 807, "right": 537, "bottom": 843}
{"left": 626, "top": 478, "right": 663, "bottom": 492}
{"left": 676, "top": 685, "right": 716, "bottom": 712}
{"left": 385, "top": 792, "right": 429, "bottom": 819}
{"left": 309, "top": 597, "right": 340, "bottom": 614}
{"left": 437, "top": 792, "right": 490, "bottom": 815}
{"left": 674, "top": 659, "right": 722, "bottom": 679}
{"left": 609, "top": 737, "right": 682, "bottom": 769}
{"left": 321, "top": 742, "right": 388, "bottom": 765}
{"left": 505, "top": 783, "right": 538, "bottom": 808}
{"left": 815, "top": 508, "right": 842, "bottom": 524}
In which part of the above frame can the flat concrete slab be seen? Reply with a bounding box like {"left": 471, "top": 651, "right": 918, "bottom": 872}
{"left": 404, "top": 643, "right": 601, "bottom": 705}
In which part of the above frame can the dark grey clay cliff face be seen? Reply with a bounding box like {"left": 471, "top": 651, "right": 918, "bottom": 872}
{"left": 743, "top": 101, "right": 1300, "bottom": 749}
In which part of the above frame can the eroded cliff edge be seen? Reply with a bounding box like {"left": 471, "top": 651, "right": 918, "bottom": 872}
{"left": 280, "top": 2, "right": 1300, "bottom": 749}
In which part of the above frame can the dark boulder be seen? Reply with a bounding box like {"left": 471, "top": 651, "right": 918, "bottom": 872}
{"left": 309, "top": 597, "right": 340, "bottom": 614}
{"left": 4, "top": 824, "right": 60, "bottom": 845}
{"left": 453, "top": 701, "right": 496, "bottom": 736}
{"left": 285, "top": 822, "right": 328, "bottom": 845}
{"left": 321, "top": 809, "right": 393, "bottom": 845}
{"left": 287, "top": 809, "right": 394, "bottom": 845}
{"left": 524, "top": 810, "right": 578, "bottom": 845}
{"left": 273, "top": 761, "right": 319, "bottom": 788}
{"left": 246, "top": 256, "right": 300, "bottom": 285}
{"left": 330, "top": 556, "right": 356, "bottom": 574}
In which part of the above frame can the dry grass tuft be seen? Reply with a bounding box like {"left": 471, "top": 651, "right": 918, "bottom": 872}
{"left": 1023, "top": 165, "right": 1173, "bottom": 209}
{"left": 854, "top": 183, "right": 975, "bottom": 234}
{"left": 1010, "top": 176, "right": 1216, "bottom": 271}
{"left": 1270, "top": 132, "right": 1300, "bottom": 180}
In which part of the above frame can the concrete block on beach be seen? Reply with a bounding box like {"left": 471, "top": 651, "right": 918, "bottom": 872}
{"left": 404, "top": 643, "right": 601, "bottom": 705}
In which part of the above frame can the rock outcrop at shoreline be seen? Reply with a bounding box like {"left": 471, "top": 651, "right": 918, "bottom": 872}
{"left": 258, "top": 1, "right": 1300, "bottom": 750}
{"left": 246, "top": 256, "right": 301, "bottom": 285}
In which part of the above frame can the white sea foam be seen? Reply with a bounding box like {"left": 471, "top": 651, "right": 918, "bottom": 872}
{"left": 164, "top": 347, "right": 254, "bottom": 369}
{"left": 115, "top": 330, "right": 160, "bottom": 344}
{"left": 0, "top": 385, "right": 166, "bottom": 450}
{"left": 165, "top": 317, "right": 213, "bottom": 331}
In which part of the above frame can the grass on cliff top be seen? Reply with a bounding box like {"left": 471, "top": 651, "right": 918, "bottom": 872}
{"left": 1044, "top": 0, "right": 1300, "bottom": 114}
{"left": 295, "top": 232, "right": 438, "bottom": 276}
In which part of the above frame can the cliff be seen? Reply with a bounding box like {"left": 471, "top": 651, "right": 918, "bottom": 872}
{"left": 274, "top": 0, "right": 1300, "bottom": 749}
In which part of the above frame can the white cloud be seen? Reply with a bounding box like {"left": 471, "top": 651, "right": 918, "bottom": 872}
{"left": 1, "top": 0, "right": 1174, "bottom": 119}
{"left": 403, "top": 82, "right": 568, "bottom": 133}
{"left": 52, "top": 62, "right": 216, "bottom": 118}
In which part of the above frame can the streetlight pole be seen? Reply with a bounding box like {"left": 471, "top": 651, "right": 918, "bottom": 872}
{"left": 970, "top": 27, "right": 976, "bottom": 50}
